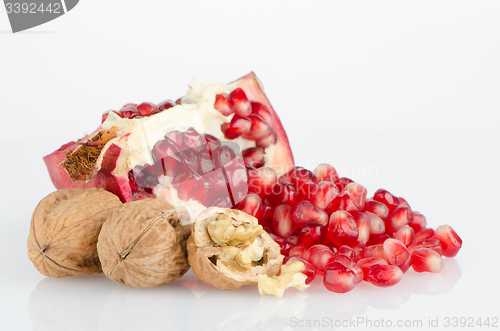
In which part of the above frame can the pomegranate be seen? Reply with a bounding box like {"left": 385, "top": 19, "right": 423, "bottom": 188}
{"left": 44, "top": 73, "right": 294, "bottom": 220}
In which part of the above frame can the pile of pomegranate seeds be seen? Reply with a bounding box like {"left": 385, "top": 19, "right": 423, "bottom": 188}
{"left": 128, "top": 127, "right": 247, "bottom": 207}
{"left": 236, "top": 164, "right": 463, "bottom": 293}
{"left": 214, "top": 88, "right": 277, "bottom": 172}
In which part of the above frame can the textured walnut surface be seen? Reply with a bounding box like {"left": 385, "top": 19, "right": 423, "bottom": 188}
{"left": 97, "top": 199, "right": 191, "bottom": 288}
{"left": 187, "top": 207, "right": 283, "bottom": 290}
{"left": 27, "top": 188, "right": 122, "bottom": 278}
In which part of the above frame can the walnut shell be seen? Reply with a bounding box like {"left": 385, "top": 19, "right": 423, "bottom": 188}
{"left": 27, "top": 188, "right": 122, "bottom": 278}
{"left": 187, "top": 207, "right": 284, "bottom": 290}
{"left": 97, "top": 199, "right": 191, "bottom": 288}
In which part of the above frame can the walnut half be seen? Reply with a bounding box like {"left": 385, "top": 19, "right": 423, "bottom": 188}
{"left": 187, "top": 207, "right": 284, "bottom": 290}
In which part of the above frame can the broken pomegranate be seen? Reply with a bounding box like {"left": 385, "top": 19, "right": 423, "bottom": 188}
{"left": 44, "top": 73, "right": 294, "bottom": 220}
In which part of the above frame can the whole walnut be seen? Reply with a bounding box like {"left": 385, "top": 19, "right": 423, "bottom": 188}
{"left": 187, "top": 207, "right": 283, "bottom": 290}
{"left": 28, "top": 188, "right": 122, "bottom": 278}
{"left": 97, "top": 198, "right": 191, "bottom": 288}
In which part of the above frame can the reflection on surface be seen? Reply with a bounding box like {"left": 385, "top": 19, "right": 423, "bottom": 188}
{"left": 29, "top": 259, "right": 461, "bottom": 330}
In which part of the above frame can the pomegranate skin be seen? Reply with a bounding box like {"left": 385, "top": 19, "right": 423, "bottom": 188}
{"left": 43, "top": 73, "right": 294, "bottom": 205}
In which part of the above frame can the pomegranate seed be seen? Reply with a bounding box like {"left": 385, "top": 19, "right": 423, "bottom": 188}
{"left": 175, "top": 97, "right": 182, "bottom": 105}
{"left": 152, "top": 139, "right": 183, "bottom": 176}
{"left": 373, "top": 189, "right": 400, "bottom": 211}
{"left": 303, "top": 244, "right": 332, "bottom": 261}
{"left": 326, "top": 191, "right": 360, "bottom": 214}
{"left": 251, "top": 102, "right": 273, "bottom": 124}
{"left": 238, "top": 194, "right": 262, "bottom": 219}
{"left": 198, "top": 152, "right": 216, "bottom": 174}
{"left": 242, "top": 147, "right": 265, "bottom": 169}
{"left": 119, "top": 105, "right": 140, "bottom": 119}
{"left": 357, "top": 257, "right": 388, "bottom": 281}
{"left": 287, "top": 235, "right": 298, "bottom": 245}
{"left": 362, "top": 244, "right": 387, "bottom": 261}
{"left": 285, "top": 256, "right": 316, "bottom": 284}
{"left": 434, "top": 225, "right": 462, "bottom": 258}
{"left": 392, "top": 225, "right": 416, "bottom": 247}
{"left": 269, "top": 182, "right": 298, "bottom": 207}
{"left": 351, "top": 242, "right": 366, "bottom": 261}
{"left": 364, "top": 200, "right": 389, "bottom": 220}
{"left": 182, "top": 127, "right": 206, "bottom": 153}
{"left": 309, "top": 248, "right": 336, "bottom": 275}
{"left": 214, "top": 93, "right": 235, "bottom": 116}
{"left": 292, "top": 200, "right": 329, "bottom": 227}
{"left": 332, "top": 255, "right": 363, "bottom": 283}
{"left": 386, "top": 205, "right": 414, "bottom": 234}
{"left": 323, "top": 262, "right": 357, "bottom": 293}
{"left": 398, "top": 196, "right": 410, "bottom": 207}
{"left": 335, "top": 177, "right": 354, "bottom": 192}
{"left": 279, "top": 166, "right": 317, "bottom": 185}
{"left": 328, "top": 211, "right": 359, "bottom": 247}
{"left": 383, "top": 238, "right": 412, "bottom": 273}
{"left": 412, "top": 248, "right": 444, "bottom": 273}
{"left": 310, "top": 181, "right": 339, "bottom": 210}
{"left": 258, "top": 199, "right": 275, "bottom": 227}
{"left": 122, "top": 103, "right": 138, "bottom": 108}
{"left": 364, "top": 212, "right": 386, "bottom": 236}
{"left": 130, "top": 164, "right": 161, "bottom": 189}
{"left": 165, "top": 130, "right": 183, "bottom": 148}
{"left": 296, "top": 222, "right": 327, "bottom": 246}
{"left": 225, "top": 164, "right": 248, "bottom": 205}
{"left": 368, "top": 233, "right": 390, "bottom": 245}
{"left": 344, "top": 182, "right": 367, "bottom": 209}
{"left": 352, "top": 212, "right": 371, "bottom": 245}
{"left": 410, "top": 211, "right": 427, "bottom": 232}
{"left": 367, "top": 264, "right": 403, "bottom": 287}
{"left": 203, "top": 134, "right": 221, "bottom": 155}
{"left": 222, "top": 115, "right": 252, "bottom": 139}
{"left": 136, "top": 102, "right": 159, "bottom": 116}
{"left": 192, "top": 180, "right": 215, "bottom": 205}
{"left": 180, "top": 149, "right": 199, "bottom": 173}
{"left": 269, "top": 234, "right": 294, "bottom": 255}
{"left": 288, "top": 245, "right": 309, "bottom": 258}
{"left": 415, "top": 228, "right": 434, "bottom": 243}
{"left": 408, "top": 239, "right": 443, "bottom": 256}
{"left": 244, "top": 114, "right": 271, "bottom": 141}
{"left": 157, "top": 99, "right": 176, "bottom": 111}
{"left": 214, "top": 145, "right": 236, "bottom": 168}
{"left": 172, "top": 169, "right": 200, "bottom": 200}
{"left": 229, "top": 88, "right": 252, "bottom": 117}
{"left": 256, "top": 130, "right": 277, "bottom": 148}
{"left": 272, "top": 204, "right": 298, "bottom": 238}
{"left": 101, "top": 110, "right": 120, "bottom": 123}
{"left": 248, "top": 166, "right": 277, "bottom": 198}
{"left": 313, "top": 164, "right": 340, "bottom": 183}
{"left": 337, "top": 245, "right": 357, "bottom": 261}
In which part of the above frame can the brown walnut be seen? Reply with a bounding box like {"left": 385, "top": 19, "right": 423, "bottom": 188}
{"left": 97, "top": 198, "right": 191, "bottom": 288}
{"left": 187, "top": 207, "right": 284, "bottom": 290}
{"left": 27, "top": 188, "right": 122, "bottom": 278}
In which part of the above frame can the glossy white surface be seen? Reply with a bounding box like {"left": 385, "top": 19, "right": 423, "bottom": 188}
{"left": 1, "top": 2, "right": 499, "bottom": 330}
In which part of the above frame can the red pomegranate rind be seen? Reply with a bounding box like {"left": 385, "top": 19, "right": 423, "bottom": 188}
{"left": 233, "top": 72, "right": 294, "bottom": 176}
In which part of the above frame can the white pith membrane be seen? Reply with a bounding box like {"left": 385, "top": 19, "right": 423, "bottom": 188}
{"left": 94, "top": 79, "right": 261, "bottom": 221}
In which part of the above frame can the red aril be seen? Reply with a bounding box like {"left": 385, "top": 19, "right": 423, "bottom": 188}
{"left": 383, "top": 238, "right": 412, "bottom": 273}
{"left": 328, "top": 211, "right": 359, "bottom": 247}
{"left": 364, "top": 212, "right": 386, "bottom": 236}
{"left": 214, "top": 93, "right": 234, "bottom": 116}
{"left": 285, "top": 256, "right": 316, "bottom": 284}
{"left": 247, "top": 166, "right": 277, "bottom": 198}
{"left": 251, "top": 102, "right": 273, "bottom": 124}
{"left": 269, "top": 182, "right": 298, "bottom": 207}
{"left": 386, "top": 205, "right": 414, "bottom": 234}
{"left": 182, "top": 127, "right": 206, "bottom": 152}
{"left": 392, "top": 225, "right": 416, "bottom": 247}
{"left": 434, "top": 225, "right": 462, "bottom": 258}
{"left": 269, "top": 234, "right": 295, "bottom": 256}
{"left": 364, "top": 200, "right": 389, "bottom": 220}
{"left": 326, "top": 191, "right": 360, "bottom": 214}
{"left": 310, "top": 181, "right": 339, "bottom": 210}
{"left": 258, "top": 199, "right": 275, "bottom": 228}
{"left": 368, "top": 233, "right": 390, "bottom": 246}
{"left": 373, "top": 189, "right": 400, "bottom": 211}
{"left": 101, "top": 110, "right": 121, "bottom": 123}
{"left": 222, "top": 115, "right": 252, "bottom": 139}
{"left": 272, "top": 204, "right": 298, "bottom": 238}
{"left": 287, "top": 235, "right": 298, "bottom": 245}
{"left": 412, "top": 248, "right": 444, "bottom": 273}
{"left": 309, "top": 248, "right": 336, "bottom": 276}
{"left": 237, "top": 194, "right": 262, "bottom": 219}
{"left": 332, "top": 255, "right": 363, "bottom": 283}
{"left": 352, "top": 212, "right": 371, "bottom": 245}
{"left": 291, "top": 200, "right": 329, "bottom": 227}
{"left": 335, "top": 177, "right": 354, "bottom": 192}
{"left": 303, "top": 244, "right": 332, "bottom": 261}
{"left": 357, "top": 257, "right": 388, "bottom": 281}
{"left": 229, "top": 87, "right": 252, "bottom": 117}
{"left": 408, "top": 239, "right": 443, "bottom": 256}
{"left": 361, "top": 244, "right": 387, "bottom": 261}
{"left": 288, "top": 245, "right": 308, "bottom": 258}
{"left": 136, "top": 102, "right": 159, "bottom": 116}
{"left": 323, "top": 262, "right": 357, "bottom": 293}
{"left": 157, "top": 99, "right": 176, "bottom": 111}
{"left": 296, "top": 222, "right": 327, "bottom": 246}
{"left": 313, "top": 164, "right": 340, "bottom": 183}
{"left": 415, "top": 228, "right": 434, "bottom": 243}
{"left": 242, "top": 147, "right": 265, "bottom": 169}
{"left": 410, "top": 211, "right": 427, "bottom": 232}
{"left": 367, "top": 264, "right": 403, "bottom": 287}
{"left": 398, "top": 196, "right": 410, "bottom": 207}
{"left": 244, "top": 114, "right": 271, "bottom": 141}
{"left": 256, "top": 130, "right": 277, "bottom": 148}
{"left": 337, "top": 245, "right": 357, "bottom": 261}
{"left": 344, "top": 182, "right": 367, "bottom": 209}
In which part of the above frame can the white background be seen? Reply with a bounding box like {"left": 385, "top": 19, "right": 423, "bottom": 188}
{"left": 1, "top": 1, "right": 499, "bottom": 330}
